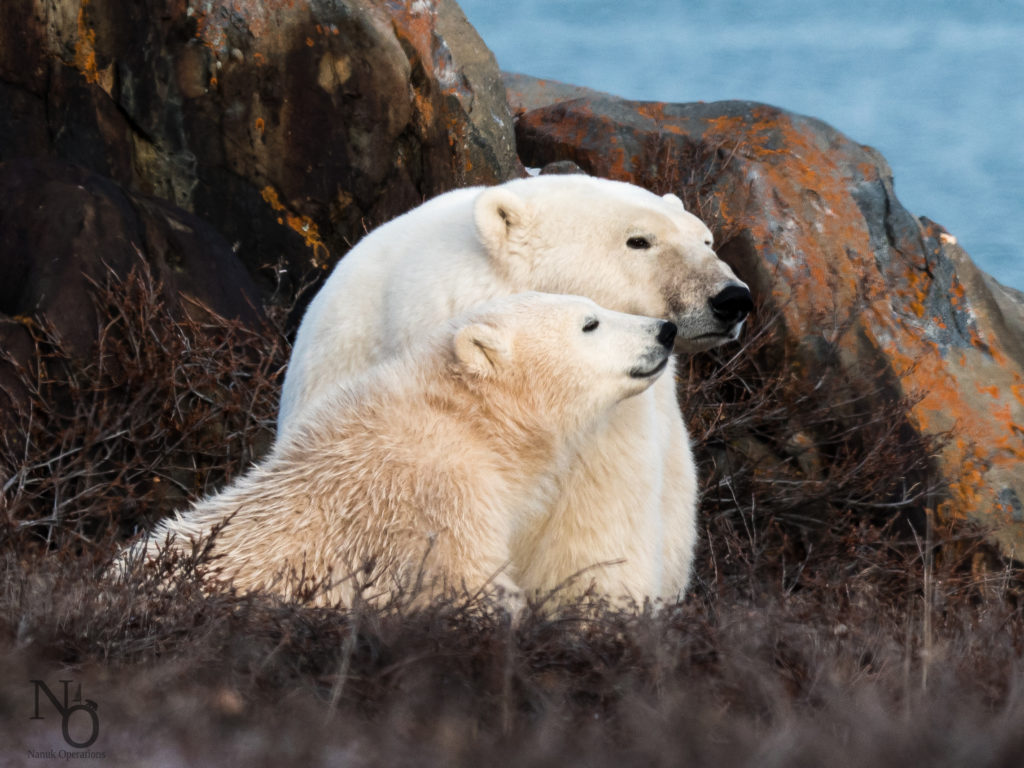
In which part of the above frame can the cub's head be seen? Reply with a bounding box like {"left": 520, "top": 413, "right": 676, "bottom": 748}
{"left": 450, "top": 292, "right": 674, "bottom": 431}
{"left": 474, "top": 175, "right": 752, "bottom": 353}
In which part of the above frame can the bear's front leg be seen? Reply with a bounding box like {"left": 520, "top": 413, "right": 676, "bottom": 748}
{"left": 414, "top": 526, "right": 523, "bottom": 615}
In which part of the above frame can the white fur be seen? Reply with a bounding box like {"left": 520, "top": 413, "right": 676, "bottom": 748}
{"left": 125, "top": 294, "right": 672, "bottom": 608}
{"left": 280, "top": 175, "right": 749, "bottom": 603}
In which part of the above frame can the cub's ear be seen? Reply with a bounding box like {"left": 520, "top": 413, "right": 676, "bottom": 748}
{"left": 453, "top": 322, "right": 511, "bottom": 376}
{"left": 662, "top": 192, "right": 685, "bottom": 208}
{"left": 474, "top": 186, "right": 528, "bottom": 259}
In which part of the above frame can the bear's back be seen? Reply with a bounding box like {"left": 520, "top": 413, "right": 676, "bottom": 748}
{"left": 280, "top": 186, "right": 499, "bottom": 428}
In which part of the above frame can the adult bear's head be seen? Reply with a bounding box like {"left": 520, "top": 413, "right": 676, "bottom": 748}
{"left": 473, "top": 175, "right": 752, "bottom": 352}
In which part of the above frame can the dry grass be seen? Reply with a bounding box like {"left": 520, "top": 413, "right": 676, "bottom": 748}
{"left": 681, "top": 299, "right": 947, "bottom": 598}
{"left": 1, "top": 262, "right": 287, "bottom": 555}
{"left": 2, "top": 265, "right": 1023, "bottom": 766}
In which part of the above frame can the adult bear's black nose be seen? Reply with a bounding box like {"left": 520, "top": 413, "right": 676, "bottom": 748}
{"left": 657, "top": 320, "right": 677, "bottom": 349}
{"left": 709, "top": 284, "right": 754, "bottom": 325}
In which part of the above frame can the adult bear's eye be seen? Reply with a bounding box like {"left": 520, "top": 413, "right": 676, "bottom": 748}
{"left": 582, "top": 318, "right": 600, "bottom": 333}
{"left": 626, "top": 236, "right": 651, "bottom": 250}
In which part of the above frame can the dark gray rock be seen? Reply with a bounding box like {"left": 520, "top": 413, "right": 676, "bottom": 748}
{"left": 0, "top": 0, "right": 519, "bottom": 298}
{"left": 0, "top": 158, "right": 264, "bottom": 358}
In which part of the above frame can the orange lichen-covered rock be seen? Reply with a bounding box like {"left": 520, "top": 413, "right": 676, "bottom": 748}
{"left": 506, "top": 73, "right": 1024, "bottom": 554}
{"left": 0, "top": 0, "right": 518, "bottom": 293}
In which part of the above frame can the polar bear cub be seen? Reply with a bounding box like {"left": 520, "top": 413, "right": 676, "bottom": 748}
{"left": 278, "top": 174, "right": 752, "bottom": 603}
{"left": 124, "top": 293, "right": 677, "bottom": 608}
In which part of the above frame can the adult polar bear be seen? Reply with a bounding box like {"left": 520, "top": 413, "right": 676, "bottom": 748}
{"left": 280, "top": 175, "right": 752, "bottom": 603}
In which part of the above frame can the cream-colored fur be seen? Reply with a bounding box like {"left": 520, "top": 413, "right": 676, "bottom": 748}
{"left": 124, "top": 293, "right": 674, "bottom": 608}
{"left": 279, "top": 174, "right": 750, "bottom": 603}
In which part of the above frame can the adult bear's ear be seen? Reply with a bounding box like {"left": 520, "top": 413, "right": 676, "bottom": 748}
{"left": 474, "top": 186, "right": 529, "bottom": 263}
{"left": 662, "top": 192, "right": 685, "bottom": 208}
{"left": 453, "top": 322, "right": 510, "bottom": 376}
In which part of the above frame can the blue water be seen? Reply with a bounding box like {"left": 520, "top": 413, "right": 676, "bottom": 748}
{"left": 459, "top": 0, "right": 1024, "bottom": 290}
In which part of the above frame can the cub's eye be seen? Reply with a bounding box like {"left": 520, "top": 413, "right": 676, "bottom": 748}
{"left": 626, "top": 236, "right": 651, "bottom": 250}
{"left": 582, "top": 318, "right": 600, "bottom": 333}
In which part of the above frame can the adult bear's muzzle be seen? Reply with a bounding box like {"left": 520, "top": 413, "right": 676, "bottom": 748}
{"left": 709, "top": 284, "right": 754, "bottom": 327}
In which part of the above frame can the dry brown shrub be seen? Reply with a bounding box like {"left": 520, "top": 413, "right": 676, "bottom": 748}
{"left": 0, "top": 262, "right": 287, "bottom": 556}
{"left": 634, "top": 132, "right": 959, "bottom": 601}
{"left": 678, "top": 298, "right": 948, "bottom": 597}
{"left": 1, "top": 256, "right": 1023, "bottom": 765}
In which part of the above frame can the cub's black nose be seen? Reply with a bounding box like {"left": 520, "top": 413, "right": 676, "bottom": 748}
{"left": 657, "top": 320, "right": 677, "bottom": 349}
{"left": 709, "top": 284, "right": 754, "bottom": 325}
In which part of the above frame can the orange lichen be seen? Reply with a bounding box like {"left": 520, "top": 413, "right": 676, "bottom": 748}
{"left": 865, "top": 305, "right": 1024, "bottom": 524}
{"left": 260, "top": 186, "right": 284, "bottom": 210}
{"left": 74, "top": 0, "right": 101, "bottom": 84}
{"left": 950, "top": 278, "right": 966, "bottom": 305}
{"left": 857, "top": 161, "right": 878, "bottom": 181}
{"left": 260, "top": 186, "right": 329, "bottom": 266}
{"left": 412, "top": 88, "right": 435, "bottom": 134}
{"left": 1012, "top": 382, "right": 1024, "bottom": 408}
{"left": 976, "top": 383, "right": 1001, "bottom": 399}
{"left": 989, "top": 343, "right": 1008, "bottom": 367}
